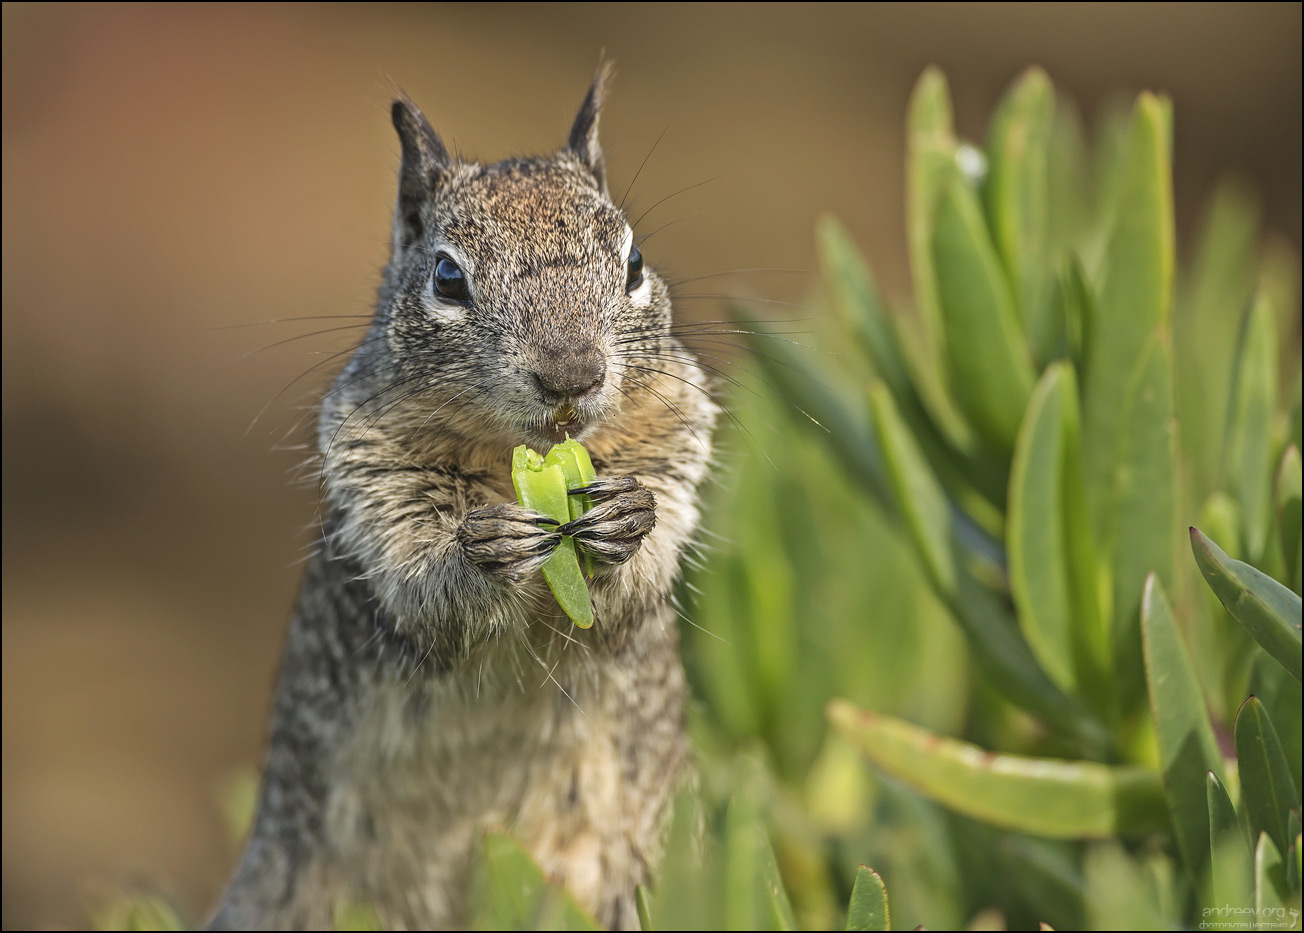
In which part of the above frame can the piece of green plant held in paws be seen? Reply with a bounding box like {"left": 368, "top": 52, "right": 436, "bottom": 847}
{"left": 512, "top": 443, "right": 594, "bottom": 628}
{"left": 544, "top": 437, "right": 598, "bottom": 577}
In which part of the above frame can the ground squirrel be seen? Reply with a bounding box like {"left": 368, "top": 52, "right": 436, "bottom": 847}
{"left": 209, "top": 65, "right": 718, "bottom": 930}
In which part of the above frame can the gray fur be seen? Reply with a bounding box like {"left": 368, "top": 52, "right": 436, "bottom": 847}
{"left": 210, "top": 69, "right": 717, "bottom": 931}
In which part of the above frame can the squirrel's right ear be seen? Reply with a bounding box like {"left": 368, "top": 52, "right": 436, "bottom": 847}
{"left": 391, "top": 95, "right": 451, "bottom": 249}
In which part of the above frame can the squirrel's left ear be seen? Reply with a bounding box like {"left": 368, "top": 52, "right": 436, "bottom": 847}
{"left": 391, "top": 94, "right": 451, "bottom": 250}
{"left": 567, "top": 60, "right": 614, "bottom": 194}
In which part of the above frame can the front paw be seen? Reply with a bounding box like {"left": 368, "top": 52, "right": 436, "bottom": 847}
{"left": 561, "top": 476, "right": 656, "bottom": 565}
{"left": 458, "top": 503, "right": 561, "bottom": 583}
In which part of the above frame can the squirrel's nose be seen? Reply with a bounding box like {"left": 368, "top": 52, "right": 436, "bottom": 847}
{"left": 532, "top": 350, "right": 606, "bottom": 402}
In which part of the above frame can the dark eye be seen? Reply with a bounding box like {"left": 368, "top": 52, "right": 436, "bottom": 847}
{"left": 434, "top": 255, "right": 470, "bottom": 302}
{"left": 626, "top": 243, "right": 644, "bottom": 292}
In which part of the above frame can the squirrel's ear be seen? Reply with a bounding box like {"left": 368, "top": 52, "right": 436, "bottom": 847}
{"left": 567, "top": 60, "right": 613, "bottom": 194}
{"left": 391, "top": 95, "right": 450, "bottom": 249}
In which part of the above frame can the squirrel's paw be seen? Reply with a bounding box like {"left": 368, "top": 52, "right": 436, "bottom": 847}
{"left": 458, "top": 503, "right": 561, "bottom": 583}
{"left": 561, "top": 477, "right": 656, "bottom": 565}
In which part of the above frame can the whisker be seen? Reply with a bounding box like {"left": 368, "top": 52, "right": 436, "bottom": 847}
{"left": 621, "top": 363, "right": 774, "bottom": 470}
{"left": 618, "top": 371, "right": 709, "bottom": 454}
{"left": 630, "top": 176, "right": 719, "bottom": 229}
{"left": 664, "top": 268, "right": 809, "bottom": 289}
{"left": 619, "top": 124, "right": 670, "bottom": 212}
{"left": 207, "top": 315, "right": 372, "bottom": 331}
{"left": 245, "top": 333, "right": 390, "bottom": 438}
{"left": 635, "top": 211, "right": 704, "bottom": 248}
{"left": 221, "top": 323, "right": 375, "bottom": 368}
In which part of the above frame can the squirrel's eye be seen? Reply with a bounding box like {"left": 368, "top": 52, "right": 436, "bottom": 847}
{"left": 626, "top": 243, "right": 644, "bottom": 293}
{"left": 434, "top": 256, "right": 470, "bottom": 302}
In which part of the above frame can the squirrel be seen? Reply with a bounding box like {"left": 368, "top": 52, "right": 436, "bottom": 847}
{"left": 208, "top": 63, "right": 718, "bottom": 931}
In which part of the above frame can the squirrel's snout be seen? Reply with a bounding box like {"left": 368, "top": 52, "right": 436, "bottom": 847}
{"left": 531, "top": 351, "right": 606, "bottom": 403}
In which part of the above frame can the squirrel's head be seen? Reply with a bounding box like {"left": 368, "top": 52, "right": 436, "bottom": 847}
{"left": 372, "top": 64, "right": 670, "bottom": 452}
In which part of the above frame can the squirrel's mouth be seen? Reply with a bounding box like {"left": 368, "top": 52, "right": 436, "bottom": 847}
{"left": 535, "top": 403, "right": 593, "bottom": 446}
{"left": 543, "top": 405, "right": 582, "bottom": 442}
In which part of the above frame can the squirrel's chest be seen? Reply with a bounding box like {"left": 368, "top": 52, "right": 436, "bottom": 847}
{"left": 319, "top": 641, "right": 679, "bottom": 927}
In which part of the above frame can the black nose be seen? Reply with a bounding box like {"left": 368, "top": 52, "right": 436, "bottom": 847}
{"left": 532, "top": 350, "right": 606, "bottom": 402}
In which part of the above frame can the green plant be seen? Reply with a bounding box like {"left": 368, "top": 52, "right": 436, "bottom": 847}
{"left": 716, "top": 66, "right": 1301, "bottom": 929}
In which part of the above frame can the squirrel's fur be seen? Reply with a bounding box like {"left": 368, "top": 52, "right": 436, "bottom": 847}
{"left": 209, "top": 65, "right": 717, "bottom": 930}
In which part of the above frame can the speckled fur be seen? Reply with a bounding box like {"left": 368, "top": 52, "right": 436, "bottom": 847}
{"left": 209, "top": 67, "right": 717, "bottom": 931}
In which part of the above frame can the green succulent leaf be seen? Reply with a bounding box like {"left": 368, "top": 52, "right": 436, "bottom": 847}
{"left": 874, "top": 387, "right": 1104, "bottom": 743}
{"left": 818, "top": 216, "right": 1005, "bottom": 508}
{"left": 1277, "top": 445, "right": 1302, "bottom": 595}
{"left": 90, "top": 894, "right": 187, "bottom": 932}
{"left": 869, "top": 383, "right": 1100, "bottom": 743}
{"left": 1207, "top": 771, "right": 1252, "bottom": 909}
{"left": 471, "top": 831, "right": 601, "bottom": 931}
{"left": 721, "top": 794, "right": 795, "bottom": 931}
{"left": 738, "top": 315, "right": 894, "bottom": 513}
{"left": 1142, "top": 573, "right": 1225, "bottom": 876}
{"left": 931, "top": 179, "right": 1037, "bottom": 450}
{"left": 1254, "top": 832, "right": 1289, "bottom": 917}
{"left": 983, "top": 67, "right": 1055, "bottom": 344}
{"left": 1177, "top": 181, "right": 1260, "bottom": 500}
{"left": 845, "top": 865, "right": 890, "bottom": 931}
{"left": 1008, "top": 362, "right": 1106, "bottom": 698}
{"left": 1234, "top": 697, "right": 1301, "bottom": 860}
{"left": 333, "top": 898, "right": 382, "bottom": 931}
{"left": 1082, "top": 93, "right": 1175, "bottom": 542}
{"left": 635, "top": 886, "right": 653, "bottom": 932}
{"left": 906, "top": 66, "right": 958, "bottom": 374}
{"left": 1224, "top": 292, "right": 1280, "bottom": 563}
{"left": 828, "top": 700, "right": 1164, "bottom": 838}
{"left": 1111, "top": 334, "right": 1179, "bottom": 712}
{"left": 1191, "top": 527, "right": 1303, "bottom": 682}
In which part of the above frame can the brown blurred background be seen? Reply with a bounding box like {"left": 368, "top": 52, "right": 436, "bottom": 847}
{"left": 2, "top": 3, "right": 1300, "bottom": 928}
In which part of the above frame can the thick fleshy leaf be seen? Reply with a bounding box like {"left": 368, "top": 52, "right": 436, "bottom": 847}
{"left": 983, "top": 67, "right": 1054, "bottom": 340}
{"left": 1142, "top": 574, "right": 1225, "bottom": 876}
{"left": 1207, "top": 771, "right": 1252, "bottom": 909}
{"left": 845, "top": 865, "right": 890, "bottom": 931}
{"left": 1111, "top": 335, "right": 1179, "bottom": 713}
{"left": 1191, "top": 527, "right": 1303, "bottom": 682}
{"left": 906, "top": 67, "right": 958, "bottom": 374}
{"left": 1254, "top": 832, "right": 1288, "bottom": 916}
{"left": 1082, "top": 94, "right": 1174, "bottom": 541}
{"left": 738, "top": 316, "right": 894, "bottom": 514}
{"left": 722, "top": 794, "right": 795, "bottom": 931}
{"left": 1234, "top": 697, "right": 1300, "bottom": 860}
{"left": 635, "top": 886, "right": 653, "bottom": 932}
{"left": 1224, "top": 292, "right": 1279, "bottom": 562}
{"left": 1084, "top": 844, "right": 1167, "bottom": 932}
{"left": 818, "top": 216, "right": 1004, "bottom": 508}
{"left": 1008, "top": 363, "right": 1106, "bottom": 697}
{"left": 1009, "top": 366, "right": 1077, "bottom": 691}
{"left": 869, "top": 383, "right": 955, "bottom": 593}
{"left": 931, "top": 180, "right": 1037, "bottom": 449}
{"left": 1177, "top": 181, "right": 1260, "bottom": 501}
{"left": 471, "top": 831, "right": 601, "bottom": 931}
{"left": 333, "top": 899, "right": 382, "bottom": 931}
{"left": 1277, "top": 445, "right": 1302, "bottom": 595}
{"left": 869, "top": 384, "right": 1099, "bottom": 743}
{"left": 828, "top": 700, "right": 1164, "bottom": 838}
{"left": 89, "top": 894, "right": 186, "bottom": 932}
{"left": 1249, "top": 656, "right": 1304, "bottom": 807}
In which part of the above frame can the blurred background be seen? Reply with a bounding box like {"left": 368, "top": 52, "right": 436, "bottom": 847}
{"left": 2, "top": 3, "right": 1300, "bottom": 928}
